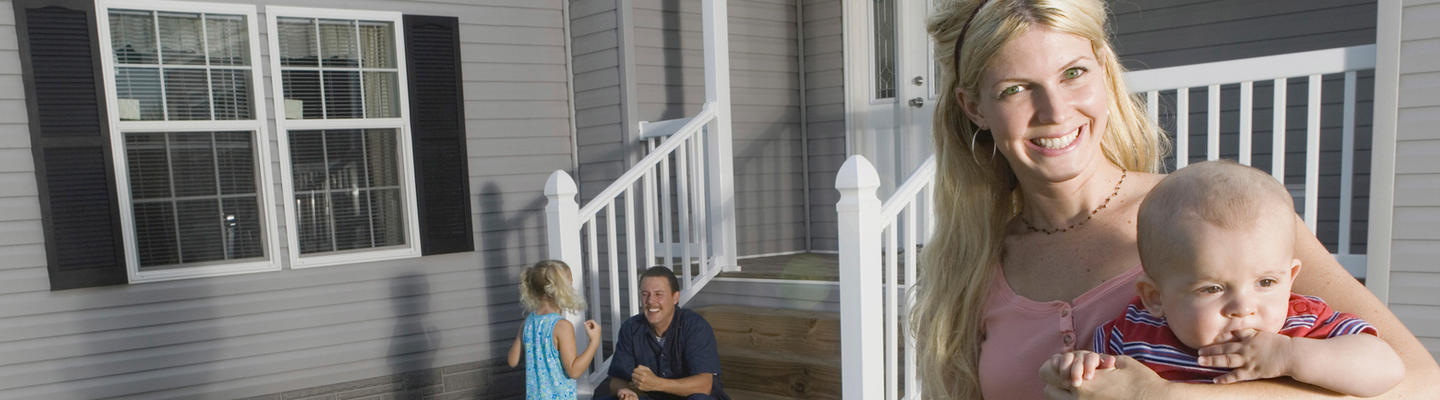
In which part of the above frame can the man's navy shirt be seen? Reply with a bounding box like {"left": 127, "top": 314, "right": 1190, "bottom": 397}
{"left": 606, "top": 308, "right": 728, "bottom": 400}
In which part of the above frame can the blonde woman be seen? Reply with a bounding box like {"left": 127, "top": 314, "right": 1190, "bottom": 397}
{"left": 912, "top": 0, "right": 1440, "bottom": 398}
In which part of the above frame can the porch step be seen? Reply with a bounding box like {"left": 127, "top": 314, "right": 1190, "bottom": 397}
{"left": 696, "top": 305, "right": 840, "bottom": 399}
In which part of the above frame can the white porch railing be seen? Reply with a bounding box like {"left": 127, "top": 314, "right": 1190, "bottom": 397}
{"left": 837, "top": 154, "right": 934, "bottom": 400}
{"left": 543, "top": 0, "right": 737, "bottom": 391}
{"left": 838, "top": 45, "right": 1376, "bottom": 400}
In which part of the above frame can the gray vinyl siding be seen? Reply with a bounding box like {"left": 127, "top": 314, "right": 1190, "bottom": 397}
{"left": 570, "top": 0, "right": 629, "bottom": 202}
{"left": 631, "top": 0, "right": 806, "bottom": 256}
{"left": 0, "top": 0, "right": 570, "bottom": 398}
{"left": 1391, "top": 0, "right": 1440, "bottom": 362}
{"left": 802, "top": 0, "right": 843, "bottom": 252}
{"left": 1110, "top": 0, "right": 1377, "bottom": 256}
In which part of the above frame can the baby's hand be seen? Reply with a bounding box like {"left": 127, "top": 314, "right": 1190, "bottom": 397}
{"left": 584, "top": 320, "right": 601, "bottom": 340}
{"left": 1197, "top": 329, "right": 1294, "bottom": 384}
{"left": 1043, "top": 350, "right": 1116, "bottom": 388}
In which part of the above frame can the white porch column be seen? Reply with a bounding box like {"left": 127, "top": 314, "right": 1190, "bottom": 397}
{"left": 703, "top": 0, "right": 739, "bottom": 271}
{"left": 836, "top": 155, "right": 883, "bottom": 400}
{"left": 544, "top": 170, "right": 587, "bottom": 349}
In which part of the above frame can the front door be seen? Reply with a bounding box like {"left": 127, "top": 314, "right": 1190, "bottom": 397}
{"left": 847, "top": 0, "right": 938, "bottom": 195}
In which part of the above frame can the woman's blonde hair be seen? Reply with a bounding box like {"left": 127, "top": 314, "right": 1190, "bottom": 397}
{"left": 519, "top": 260, "right": 586, "bottom": 314}
{"left": 914, "top": 0, "right": 1168, "bottom": 398}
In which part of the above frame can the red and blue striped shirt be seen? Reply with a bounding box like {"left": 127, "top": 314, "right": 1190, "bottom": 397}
{"left": 1093, "top": 294, "right": 1378, "bottom": 382}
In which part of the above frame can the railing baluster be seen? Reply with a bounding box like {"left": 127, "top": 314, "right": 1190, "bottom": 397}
{"left": 586, "top": 218, "right": 601, "bottom": 371}
{"left": 625, "top": 186, "right": 640, "bottom": 317}
{"left": 1339, "top": 71, "right": 1356, "bottom": 256}
{"left": 676, "top": 138, "right": 693, "bottom": 289}
{"left": 1146, "top": 91, "right": 1158, "bottom": 126}
{"left": 1177, "top": 87, "right": 1189, "bottom": 169}
{"left": 922, "top": 184, "right": 934, "bottom": 244}
{"left": 1304, "top": 74, "right": 1321, "bottom": 232}
{"left": 1240, "top": 81, "right": 1253, "bottom": 166}
{"left": 885, "top": 220, "right": 899, "bottom": 400}
{"left": 660, "top": 145, "right": 673, "bottom": 271}
{"left": 607, "top": 202, "right": 621, "bottom": 349}
{"left": 1273, "top": 77, "right": 1287, "bottom": 182}
{"left": 1208, "top": 84, "right": 1220, "bottom": 161}
{"left": 691, "top": 130, "right": 710, "bottom": 276}
{"left": 903, "top": 205, "right": 918, "bottom": 398}
{"left": 640, "top": 170, "right": 654, "bottom": 317}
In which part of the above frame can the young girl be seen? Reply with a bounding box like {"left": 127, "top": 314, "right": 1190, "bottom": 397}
{"left": 507, "top": 260, "right": 601, "bottom": 400}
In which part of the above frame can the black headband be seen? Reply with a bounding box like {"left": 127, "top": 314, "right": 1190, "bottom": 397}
{"left": 952, "top": 0, "right": 991, "bottom": 83}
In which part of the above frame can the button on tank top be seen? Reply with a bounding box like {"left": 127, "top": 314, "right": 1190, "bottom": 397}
{"left": 978, "top": 264, "right": 1142, "bottom": 400}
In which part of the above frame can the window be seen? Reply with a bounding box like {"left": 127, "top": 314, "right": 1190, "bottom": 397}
{"left": 96, "top": 0, "right": 281, "bottom": 282}
{"left": 17, "top": 0, "right": 469, "bottom": 289}
{"left": 267, "top": 7, "right": 421, "bottom": 268}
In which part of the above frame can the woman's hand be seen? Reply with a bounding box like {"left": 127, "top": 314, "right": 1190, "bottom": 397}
{"left": 1040, "top": 354, "right": 1169, "bottom": 400}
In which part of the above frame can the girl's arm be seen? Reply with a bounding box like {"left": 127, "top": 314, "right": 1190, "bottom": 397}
{"left": 507, "top": 324, "right": 523, "bottom": 368}
{"left": 554, "top": 320, "right": 601, "bottom": 379}
{"left": 1042, "top": 217, "right": 1440, "bottom": 399}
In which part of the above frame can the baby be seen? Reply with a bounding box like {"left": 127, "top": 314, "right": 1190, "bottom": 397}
{"left": 1046, "top": 160, "right": 1404, "bottom": 396}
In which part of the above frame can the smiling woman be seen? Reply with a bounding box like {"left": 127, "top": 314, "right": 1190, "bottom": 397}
{"left": 911, "top": 0, "right": 1439, "bottom": 399}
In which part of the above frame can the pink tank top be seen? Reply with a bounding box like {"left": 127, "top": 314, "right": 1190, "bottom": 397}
{"left": 978, "top": 264, "right": 1143, "bottom": 400}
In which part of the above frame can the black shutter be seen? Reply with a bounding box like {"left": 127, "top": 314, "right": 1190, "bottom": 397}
{"left": 14, "top": 0, "right": 127, "bottom": 289}
{"left": 404, "top": 15, "right": 474, "bottom": 255}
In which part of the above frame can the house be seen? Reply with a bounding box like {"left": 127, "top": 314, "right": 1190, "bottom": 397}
{"left": 0, "top": 0, "right": 1431, "bottom": 399}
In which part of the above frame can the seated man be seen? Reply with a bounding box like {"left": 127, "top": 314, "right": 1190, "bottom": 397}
{"left": 595, "top": 267, "right": 729, "bottom": 400}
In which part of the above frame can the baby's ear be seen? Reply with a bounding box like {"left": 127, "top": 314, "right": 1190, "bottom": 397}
{"left": 1289, "top": 258, "right": 1302, "bottom": 281}
{"left": 1136, "top": 277, "right": 1164, "bottom": 318}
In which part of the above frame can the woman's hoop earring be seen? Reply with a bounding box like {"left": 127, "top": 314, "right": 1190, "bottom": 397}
{"left": 970, "top": 128, "right": 996, "bottom": 165}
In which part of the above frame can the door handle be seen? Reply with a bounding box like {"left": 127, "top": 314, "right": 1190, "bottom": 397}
{"left": 908, "top": 97, "right": 924, "bottom": 108}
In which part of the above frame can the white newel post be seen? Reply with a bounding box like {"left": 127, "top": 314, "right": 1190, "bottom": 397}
{"left": 545, "top": 170, "right": 588, "bottom": 351}
{"left": 836, "top": 156, "right": 883, "bottom": 400}
{"left": 703, "top": 0, "right": 739, "bottom": 271}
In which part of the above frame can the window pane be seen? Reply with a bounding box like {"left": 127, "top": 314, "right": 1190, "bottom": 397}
{"left": 125, "top": 132, "right": 170, "bottom": 199}
{"left": 210, "top": 69, "right": 252, "bottom": 120}
{"left": 319, "top": 19, "right": 358, "bottom": 67}
{"left": 110, "top": 9, "right": 157, "bottom": 65}
{"left": 872, "top": 0, "right": 896, "bottom": 99}
{"left": 366, "top": 128, "right": 399, "bottom": 187}
{"left": 359, "top": 21, "right": 395, "bottom": 68}
{"left": 221, "top": 198, "right": 264, "bottom": 259}
{"left": 281, "top": 70, "right": 323, "bottom": 119}
{"left": 289, "top": 128, "right": 407, "bottom": 256}
{"left": 205, "top": 14, "right": 249, "bottom": 66}
{"left": 325, "top": 129, "right": 367, "bottom": 187}
{"left": 128, "top": 131, "right": 264, "bottom": 270}
{"left": 170, "top": 133, "right": 217, "bottom": 197}
{"left": 369, "top": 189, "right": 404, "bottom": 247}
{"left": 177, "top": 199, "right": 224, "bottom": 263}
{"left": 163, "top": 68, "right": 211, "bottom": 120}
{"left": 115, "top": 67, "right": 164, "bottom": 120}
{"left": 323, "top": 71, "right": 362, "bottom": 118}
{"left": 289, "top": 130, "right": 325, "bottom": 192}
{"left": 215, "top": 132, "right": 255, "bottom": 195}
{"left": 158, "top": 12, "right": 205, "bottom": 65}
{"left": 134, "top": 201, "right": 178, "bottom": 267}
{"left": 277, "top": 18, "right": 318, "bottom": 67}
{"left": 363, "top": 72, "right": 399, "bottom": 118}
{"left": 331, "top": 190, "right": 374, "bottom": 251}
{"left": 295, "top": 193, "right": 332, "bottom": 254}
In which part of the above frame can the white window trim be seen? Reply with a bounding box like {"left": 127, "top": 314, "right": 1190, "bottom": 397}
{"left": 265, "top": 6, "right": 421, "bottom": 269}
{"left": 95, "top": 0, "right": 283, "bottom": 283}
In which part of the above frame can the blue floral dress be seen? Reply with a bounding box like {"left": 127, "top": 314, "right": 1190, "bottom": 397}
{"left": 524, "top": 313, "right": 576, "bottom": 399}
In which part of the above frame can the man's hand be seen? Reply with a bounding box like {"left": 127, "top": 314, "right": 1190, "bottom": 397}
{"left": 616, "top": 387, "right": 639, "bottom": 400}
{"left": 632, "top": 365, "right": 665, "bottom": 392}
{"left": 1043, "top": 350, "right": 1117, "bottom": 388}
{"left": 1197, "top": 329, "right": 1295, "bottom": 384}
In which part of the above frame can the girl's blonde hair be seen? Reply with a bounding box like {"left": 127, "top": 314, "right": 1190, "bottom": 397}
{"left": 519, "top": 260, "right": 586, "bottom": 314}
{"left": 915, "top": 0, "right": 1169, "bottom": 398}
